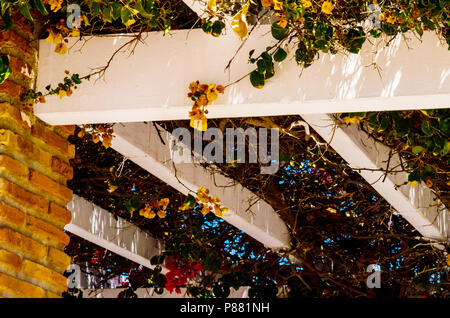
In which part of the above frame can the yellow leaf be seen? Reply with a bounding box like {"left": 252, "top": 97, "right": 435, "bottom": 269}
{"left": 68, "top": 28, "right": 80, "bottom": 37}
{"left": 321, "top": 1, "right": 334, "bottom": 15}
{"left": 190, "top": 117, "right": 208, "bottom": 131}
{"left": 55, "top": 43, "right": 68, "bottom": 55}
{"left": 207, "top": 0, "right": 217, "bottom": 14}
{"left": 124, "top": 18, "right": 136, "bottom": 27}
{"left": 231, "top": 1, "right": 250, "bottom": 40}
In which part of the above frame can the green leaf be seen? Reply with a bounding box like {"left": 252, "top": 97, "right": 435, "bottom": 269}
{"left": 1, "top": 10, "right": 13, "bottom": 30}
{"left": 202, "top": 21, "right": 213, "bottom": 34}
{"left": 256, "top": 59, "right": 266, "bottom": 74}
{"left": 211, "top": 20, "right": 224, "bottom": 37}
{"left": 33, "top": 0, "right": 48, "bottom": 15}
{"left": 19, "top": 4, "right": 33, "bottom": 21}
{"left": 129, "top": 195, "right": 142, "bottom": 210}
{"left": 412, "top": 146, "right": 425, "bottom": 154}
{"left": 121, "top": 6, "right": 133, "bottom": 25}
{"left": 102, "top": 6, "right": 112, "bottom": 23}
{"left": 273, "top": 48, "right": 287, "bottom": 62}
{"left": 184, "top": 194, "right": 196, "bottom": 208}
{"left": 0, "top": 55, "right": 12, "bottom": 84}
{"left": 249, "top": 70, "right": 265, "bottom": 89}
{"left": 421, "top": 121, "right": 433, "bottom": 137}
{"left": 111, "top": 2, "right": 121, "bottom": 20}
{"left": 271, "top": 22, "right": 289, "bottom": 40}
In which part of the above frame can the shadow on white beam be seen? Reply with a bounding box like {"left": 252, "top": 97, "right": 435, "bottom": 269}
{"left": 111, "top": 122, "right": 290, "bottom": 250}
{"left": 300, "top": 113, "right": 449, "bottom": 241}
{"left": 66, "top": 195, "right": 166, "bottom": 272}
{"left": 35, "top": 29, "right": 449, "bottom": 126}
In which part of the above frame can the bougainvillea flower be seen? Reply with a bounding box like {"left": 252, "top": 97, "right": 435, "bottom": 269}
{"left": 321, "top": 1, "right": 334, "bottom": 15}
{"left": 206, "top": 84, "right": 219, "bottom": 102}
{"left": 261, "top": 0, "right": 274, "bottom": 7}
{"left": 54, "top": 43, "right": 68, "bottom": 55}
{"left": 45, "top": 29, "right": 63, "bottom": 44}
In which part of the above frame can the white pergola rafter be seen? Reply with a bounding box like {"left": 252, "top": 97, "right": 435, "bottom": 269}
{"left": 35, "top": 29, "right": 450, "bottom": 125}
{"left": 111, "top": 122, "right": 291, "bottom": 250}
{"left": 35, "top": 27, "right": 450, "bottom": 243}
{"left": 66, "top": 195, "right": 167, "bottom": 271}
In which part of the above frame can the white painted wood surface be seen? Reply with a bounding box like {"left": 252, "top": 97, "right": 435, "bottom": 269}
{"left": 66, "top": 195, "right": 166, "bottom": 271}
{"left": 35, "top": 29, "right": 450, "bottom": 125}
{"left": 111, "top": 122, "right": 291, "bottom": 249}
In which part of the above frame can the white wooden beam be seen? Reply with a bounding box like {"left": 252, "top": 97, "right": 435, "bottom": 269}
{"left": 111, "top": 122, "right": 291, "bottom": 250}
{"left": 35, "top": 29, "right": 450, "bottom": 125}
{"left": 300, "top": 113, "right": 449, "bottom": 241}
{"left": 66, "top": 195, "right": 166, "bottom": 271}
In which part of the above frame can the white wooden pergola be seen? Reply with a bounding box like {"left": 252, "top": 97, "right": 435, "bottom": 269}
{"left": 35, "top": 2, "right": 449, "bottom": 274}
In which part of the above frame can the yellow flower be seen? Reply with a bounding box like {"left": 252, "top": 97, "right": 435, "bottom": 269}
{"left": 45, "top": 29, "right": 63, "bottom": 44}
{"left": 386, "top": 15, "right": 396, "bottom": 24}
{"left": 343, "top": 116, "right": 362, "bottom": 125}
{"left": 159, "top": 198, "right": 170, "bottom": 210}
{"left": 189, "top": 81, "right": 199, "bottom": 93}
{"left": 201, "top": 205, "right": 211, "bottom": 215}
{"left": 196, "top": 187, "right": 210, "bottom": 203}
{"left": 48, "top": 0, "right": 63, "bottom": 12}
{"left": 214, "top": 205, "right": 223, "bottom": 217}
{"left": 379, "top": 12, "right": 386, "bottom": 21}
{"left": 58, "top": 89, "right": 67, "bottom": 99}
{"left": 157, "top": 209, "right": 166, "bottom": 218}
{"left": 261, "top": 0, "right": 274, "bottom": 7}
{"left": 273, "top": 0, "right": 283, "bottom": 11}
{"left": 55, "top": 43, "right": 68, "bottom": 55}
{"left": 302, "top": 0, "right": 312, "bottom": 8}
{"left": 231, "top": 1, "right": 250, "bottom": 40}
{"left": 206, "top": 84, "right": 219, "bottom": 102}
{"left": 321, "top": 1, "right": 334, "bottom": 15}
{"left": 278, "top": 17, "right": 288, "bottom": 29}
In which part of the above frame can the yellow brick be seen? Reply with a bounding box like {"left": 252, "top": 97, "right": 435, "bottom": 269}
{"left": 0, "top": 227, "right": 47, "bottom": 261}
{"left": 31, "top": 123, "right": 73, "bottom": 158}
{"left": 46, "top": 247, "right": 71, "bottom": 273}
{"left": 0, "top": 153, "right": 28, "bottom": 179}
{"left": 51, "top": 156, "right": 73, "bottom": 180}
{"left": 0, "top": 177, "right": 48, "bottom": 216}
{"left": 0, "top": 80, "right": 23, "bottom": 99}
{"left": 0, "top": 201, "right": 25, "bottom": 229}
{"left": 48, "top": 202, "right": 72, "bottom": 228}
{"left": 0, "top": 248, "right": 22, "bottom": 276}
{"left": 0, "top": 30, "right": 32, "bottom": 56}
{"left": 26, "top": 215, "right": 69, "bottom": 250}
{"left": 29, "top": 170, "right": 72, "bottom": 203}
{"left": 0, "top": 272, "right": 45, "bottom": 298}
{"left": 20, "top": 260, "right": 67, "bottom": 295}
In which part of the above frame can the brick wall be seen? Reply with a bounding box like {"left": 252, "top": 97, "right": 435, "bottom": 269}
{"left": 0, "top": 16, "right": 75, "bottom": 298}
